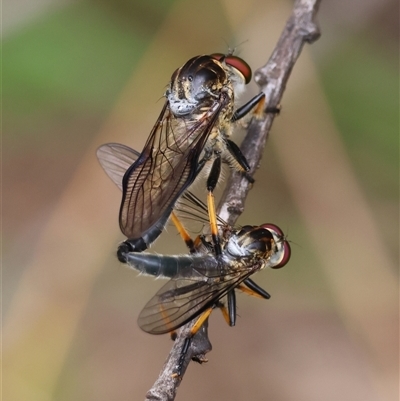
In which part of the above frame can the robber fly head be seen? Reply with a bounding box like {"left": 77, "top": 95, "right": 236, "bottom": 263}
{"left": 167, "top": 54, "right": 252, "bottom": 117}
{"left": 260, "top": 224, "right": 291, "bottom": 269}
{"left": 224, "top": 223, "right": 291, "bottom": 269}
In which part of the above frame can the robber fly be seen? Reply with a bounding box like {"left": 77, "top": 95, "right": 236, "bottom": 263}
{"left": 124, "top": 222, "right": 290, "bottom": 334}
{"left": 97, "top": 53, "right": 266, "bottom": 253}
{"left": 98, "top": 143, "right": 290, "bottom": 376}
{"left": 98, "top": 143, "right": 291, "bottom": 334}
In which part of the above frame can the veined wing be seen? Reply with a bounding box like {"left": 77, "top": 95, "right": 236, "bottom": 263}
{"left": 97, "top": 143, "right": 140, "bottom": 191}
{"left": 97, "top": 143, "right": 226, "bottom": 230}
{"left": 97, "top": 102, "right": 228, "bottom": 238}
{"left": 137, "top": 260, "right": 254, "bottom": 334}
{"left": 119, "top": 99, "right": 226, "bottom": 240}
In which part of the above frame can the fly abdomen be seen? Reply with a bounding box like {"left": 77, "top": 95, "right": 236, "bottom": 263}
{"left": 120, "top": 253, "right": 196, "bottom": 278}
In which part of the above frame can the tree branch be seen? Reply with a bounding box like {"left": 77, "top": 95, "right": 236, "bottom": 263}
{"left": 218, "top": 0, "right": 321, "bottom": 226}
{"left": 145, "top": 1, "right": 321, "bottom": 399}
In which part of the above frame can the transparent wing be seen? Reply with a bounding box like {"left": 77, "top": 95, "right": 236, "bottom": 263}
{"left": 97, "top": 143, "right": 140, "bottom": 191}
{"left": 138, "top": 261, "right": 253, "bottom": 334}
{"left": 119, "top": 100, "right": 224, "bottom": 239}
{"left": 175, "top": 191, "right": 227, "bottom": 228}
{"left": 97, "top": 142, "right": 227, "bottom": 231}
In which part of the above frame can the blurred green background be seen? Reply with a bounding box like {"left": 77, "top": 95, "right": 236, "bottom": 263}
{"left": 3, "top": 1, "right": 398, "bottom": 400}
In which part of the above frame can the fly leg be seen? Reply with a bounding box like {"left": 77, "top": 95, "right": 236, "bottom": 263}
{"left": 207, "top": 156, "right": 237, "bottom": 326}
{"left": 173, "top": 307, "right": 214, "bottom": 378}
{"left": 227, "top": 92, "right": 279, "bottom": 183}
{"left": 227, "top": 290, "right": 237, "bottom": 325}
{"left": 225, "top": 139, "right": 255, "bottom": 184}
{"left": 170, "top": 212, "right": 196, "bottom": 253}
{"left": 231, "top": 92, "right": 265, "bottom": 122}
{"left": 207, "top": 155, "right": 222, "bottom": 256}
{"left": 239, "top": 278, "right": 271, "bottom": 299}
{"left": 232, "top": 92, "right": 280, "bottom": 120}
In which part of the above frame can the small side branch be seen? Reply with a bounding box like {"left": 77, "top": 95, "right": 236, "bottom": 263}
{"left": 145, "top": 1, "right": 321, "bottom": 399}
{"left": 145, "top": 323, "right": 211, "bottom": 401}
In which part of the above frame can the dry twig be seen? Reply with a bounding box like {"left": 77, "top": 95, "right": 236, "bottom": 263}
{"left": 145, "top": 1, "right": 321, "bottom": 399}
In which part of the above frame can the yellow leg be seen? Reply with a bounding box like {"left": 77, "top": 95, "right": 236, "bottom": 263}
{"left": 216, "top": 302, "right": 231, "bottom": 326}
{"left": 207, "top": 190, "right": 222, "bottom": 255}
{"left": 207, "top": 191, "right": 219, "bottom": 238}
{"left": 190, "top": 307, "right": 214, "bottom": 336}
{"left": 170, "top": 211, "right": 195, "bottom": 251}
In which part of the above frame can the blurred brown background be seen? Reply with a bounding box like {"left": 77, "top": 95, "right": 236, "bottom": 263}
{"left": 3, "top": 0, "right": 398, "bottom": 400}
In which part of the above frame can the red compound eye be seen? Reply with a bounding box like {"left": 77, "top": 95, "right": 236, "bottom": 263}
{"left": 261, "top": 223, "right": 284, "bottom": 237}
{"left": 261, "top": 223, "right": 291, "bottom": 269}
{"left": 273, "top": 241, "right": 291, "bottom": 269}
{"left": 210, "top": 53, "right": 252, "bottom": 84}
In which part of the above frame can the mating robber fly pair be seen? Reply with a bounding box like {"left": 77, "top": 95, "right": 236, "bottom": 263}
{"left": 97, "top": 53, "right": 290, "bottom": 366}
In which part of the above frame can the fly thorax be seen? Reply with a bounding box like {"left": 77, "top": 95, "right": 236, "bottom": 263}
{"left": 225, "top": 236, "right": 252, "bottom": 259}
{"left": 166, "top": 55, "right": 234, "bottom": 118}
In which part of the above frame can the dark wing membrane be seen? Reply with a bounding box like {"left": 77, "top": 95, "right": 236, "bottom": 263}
{"left": 97, "top": 143, "right": 140, "bottom": 191}
{"left": 138, "top": 261, "right": 253, "bottom": 334}
{"left": 120, "top": 99, "right": 224, "bottom": 239}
